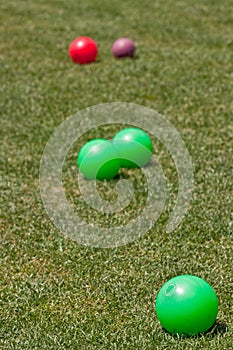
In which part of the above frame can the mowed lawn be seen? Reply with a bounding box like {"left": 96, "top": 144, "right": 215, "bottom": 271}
{"left": 0, "top": 0, "right": 233, "bottom": 349}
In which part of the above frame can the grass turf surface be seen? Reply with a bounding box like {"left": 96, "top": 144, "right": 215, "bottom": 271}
{"left": 1, "top": 0, "right": 233, "bottom": 349}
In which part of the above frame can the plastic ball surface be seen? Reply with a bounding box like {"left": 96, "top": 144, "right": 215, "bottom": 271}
{"left": 112, "top": 38, "right": 135, "bottom": 58}
{"left": 113, "top": 127, "right": 153, "bottom": 168}
{"left": 156, "top": 275, "right": 218, "bottom": 336}
{"left": 77, "top": 139, "right": 120, "bottom": 180}
{"left": 69, "top": 36, "right": 98, "bottom": 64}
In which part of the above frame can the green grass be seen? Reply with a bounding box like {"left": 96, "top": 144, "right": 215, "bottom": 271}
{"left": 1, "top": 0, "right": 233, "bottom": 348}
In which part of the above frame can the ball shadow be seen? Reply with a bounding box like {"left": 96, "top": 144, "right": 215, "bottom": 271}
{"left": 205, "top": 320, "right": 228, "bottom": 338}
{"left": 161, "top": 320, "right": 228, "bottom": 339}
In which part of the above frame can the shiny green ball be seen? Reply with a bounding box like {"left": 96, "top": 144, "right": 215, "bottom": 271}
{"left": 156, "top": 275, "right": 218, "bottom": 336}
{"left": 77, "top": 138, "right": 120, "bottom": 180}
{"left": 113, "top": 127, "right": 153, "bottom": 168}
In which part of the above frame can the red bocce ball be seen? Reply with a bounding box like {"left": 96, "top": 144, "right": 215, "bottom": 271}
{"left": 69, "top": 36, "right": 98, "bottom": 64}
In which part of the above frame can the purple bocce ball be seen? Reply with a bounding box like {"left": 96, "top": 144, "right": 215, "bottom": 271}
{"left": 112, "top": 38, "right": 135, "bottom": 58}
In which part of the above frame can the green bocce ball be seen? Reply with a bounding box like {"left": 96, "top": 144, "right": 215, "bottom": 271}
{"left": 113, "top": 127, "right": 153, "bottom": 168}
{"left": 77, "top": 138, "right": 120, "bottom": 180}
{"left": 156, "top": 275, "right": 218, "bottom": 336}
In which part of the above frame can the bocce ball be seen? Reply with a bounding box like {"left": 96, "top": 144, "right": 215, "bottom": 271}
{"left": 112, "top": 38, "right": 135, "bottom": 58}
{"left": 69, "top": 36, "right": 98, "bottom": 64}
{"left": 155, "top": 275, "right": 218, "bottom": 336}
{"left": 113, "top": 127, "right": 153, "bottom": 168}
{"left": 77, "top": 139, "right": 120, "bottom": 180}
